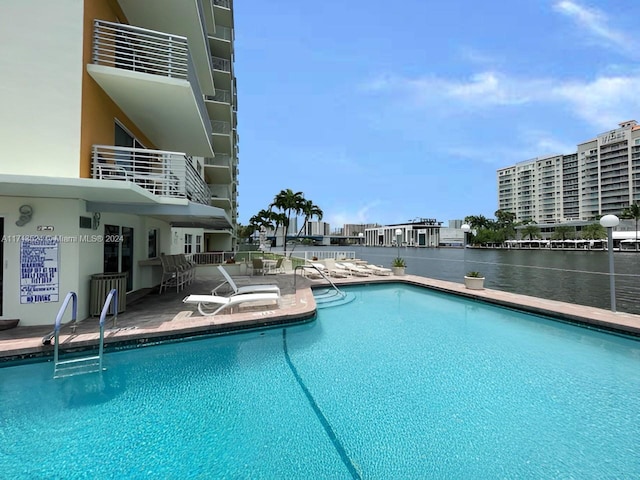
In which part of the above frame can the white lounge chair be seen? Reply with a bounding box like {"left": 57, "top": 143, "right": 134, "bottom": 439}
{"left": 213, "top": 265, "right": 280, "bottom": 296}
{"left": 338, "top": 262, "right": 372, "bottom": 276}
{"left": 183, "top": 292, "right": 280, "bottom": 316}
{"left": 302, "top": 263, "right": 326, "bottom": 279}
{"left": 314, "top": 260, "right": 349, "bottom": 278}
{"left": 362, "top": 264, "right": 392, "bottom": 276}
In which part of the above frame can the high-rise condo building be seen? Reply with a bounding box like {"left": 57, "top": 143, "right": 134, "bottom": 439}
{"left": 497, "top": 120, "right": 640, "bottom": 223}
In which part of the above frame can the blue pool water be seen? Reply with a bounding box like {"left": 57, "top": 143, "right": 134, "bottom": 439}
{"left": 1, "top": 284, "right": 639, "bottom": 479}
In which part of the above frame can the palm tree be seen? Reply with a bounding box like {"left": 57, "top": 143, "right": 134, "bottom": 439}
{"left": 290, "top": 199, "right": 324, "bottom": 255}
{"left": 551, "top": 225, "right": 575, "bottom": 241}
{"left": 270, "top": 189, "right": 305, "bottom": 255}
{"left": 249, "top": 209, "right": 277, "bottom": 248}
{"left": 521, "top": 224, "right": 541, "bottom": 240}
{"left": 621, "top": 202, "right": 640, "bottom": 250}
{"left": 581, "top": 223, "right": 606, "bottom": 240}
{"left": 464, "top": 214, "right": 489, "bottom": 230}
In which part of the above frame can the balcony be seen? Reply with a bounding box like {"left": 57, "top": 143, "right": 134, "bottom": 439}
{"left": 92, "top": 145, "right": 211, "bottom": 206}
{"left": 209, "top": 24, "right": 233, "bottom": 58}
{"left": 211, "top": 55, "right": 232, "bottom": 90}
{"left": 203, "top": 155, "right": 232, "bottom": 183}
{"left": 204, "top": 89, "right": 232, "bottom": 123}
{"left": 88, "top": 20, "right": 214, "bottom": 157}
{"left": 211, "top": 121, "right": 233, "bottom": 153}
{"left": 212, "top": 0, "right": 233, "bottom": 27}
{"left": 209, "top": 183, "right": 232, "bottom": 208}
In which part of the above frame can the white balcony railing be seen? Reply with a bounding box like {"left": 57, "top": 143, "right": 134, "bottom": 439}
{"left": 92, "top": 145, "right": 211, "bottom": 205}
{"left": 212, "top": 121, "right": 231, "bottom": 135}
{"left": 208, "top": 184, "right": 231, "bottom": 199}
{"left": 211, "top": 25, "right": 233, "bottom": 41}
{"left": 205, "top": 89, "right": 231, "bottom": 103}
{"left": 212, "top": 0, "right": 231, "bottom": 9}
{"left": 92, "top": 20, "right": 212, "bottom": 139}
{"left": 211, "top": 56, "right": 231, "bottom": 72}
{"left": 204, "top": 155, "right": 232, "bottom": 168}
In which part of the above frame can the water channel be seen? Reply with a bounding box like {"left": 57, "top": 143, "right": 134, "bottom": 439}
{"left": 290, "top": 246, "right": 640, "bottom": 315}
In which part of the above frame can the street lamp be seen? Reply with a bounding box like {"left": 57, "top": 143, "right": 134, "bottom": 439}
{"left": 461, "top": 224, "right": 471, "bottom": 246}
{"left": 461, "top": 224, "right": 471, "bottom": 273}
{"left": 395, "top": 228, "right": 402, "bottom": 258}
{"left": 358, "top": 232, "right": 364, "bottom": 246}
{"left": 600, "top": 214, "right": 619, "bottom": 312}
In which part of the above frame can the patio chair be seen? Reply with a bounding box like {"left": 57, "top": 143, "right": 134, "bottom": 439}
{"left": 159, "top": 254, "right": 187, "bottom": 294}
{"left": 182, "top": 292, "right": 280, "bottom": 316}
{"left": 251, "top": 258, "right": 265, "bottom": 276}
{"left": 213, "top": 265, "right": 280, "bottom": 296}
{"left": 266, "top": 257, "right": 285, "bottom": 274}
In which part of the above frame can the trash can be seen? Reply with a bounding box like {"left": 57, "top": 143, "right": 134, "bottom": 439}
{"left": 90, "top": 273, "right": 127, "bottom": 316}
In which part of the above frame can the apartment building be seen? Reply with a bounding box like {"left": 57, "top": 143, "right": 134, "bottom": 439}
{"left": 497, "top": 121, "right": 640, "bottom": 223}
{"left": 0, "top": 0, "right": 238, "bottom": 326}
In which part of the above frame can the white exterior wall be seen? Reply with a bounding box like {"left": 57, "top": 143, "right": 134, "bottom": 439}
{"left": 1, "top": 197, "right": 173, "bottom": 326}
{"left": 0, "top": 0, "right": 84, "bottom": 177}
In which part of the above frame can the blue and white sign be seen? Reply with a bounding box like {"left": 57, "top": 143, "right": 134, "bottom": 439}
{"left": 20, "top": 236, "right": 59, "bottom": 304}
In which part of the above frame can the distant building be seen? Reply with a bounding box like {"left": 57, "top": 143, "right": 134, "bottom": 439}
{"left": 364, "top": 219, "right": 442, "bottom": 247}
{"left": 497, "top": 120, "right": 640, "bottom": 223}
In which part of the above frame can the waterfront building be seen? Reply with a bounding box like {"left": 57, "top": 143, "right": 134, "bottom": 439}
{"left": 0, "top": 0, "right": 238, "bottom": 325}
{"left": 497, "top": 120, "right": 640, "bottom": 223}
{"left": 364, "top": 219, "right": 442, "bottom": 247}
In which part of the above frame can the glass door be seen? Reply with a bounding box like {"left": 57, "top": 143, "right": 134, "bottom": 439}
{"left": 104, "top": 224, "right": 134, "bottom": 292}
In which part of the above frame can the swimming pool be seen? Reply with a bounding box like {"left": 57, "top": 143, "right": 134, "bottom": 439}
{"left": 1, "top": 284, "right": 639, "bottom": 478}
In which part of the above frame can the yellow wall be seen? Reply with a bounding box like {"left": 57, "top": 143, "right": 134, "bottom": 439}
{"left": 79, "top": 0, "right": 157, "bottom": 178}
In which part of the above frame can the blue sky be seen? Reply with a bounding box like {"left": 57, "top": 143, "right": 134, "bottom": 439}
{"left": 233, "top": 0, "right": 640, "bottom": 228}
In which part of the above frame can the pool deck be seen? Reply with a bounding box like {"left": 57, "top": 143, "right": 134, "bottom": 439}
{"left": 1, "top": 272, "right": 639, "bottom": 363}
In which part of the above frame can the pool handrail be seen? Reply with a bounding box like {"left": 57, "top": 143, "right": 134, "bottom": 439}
{"left": 294, "top": 264, "right": 346, "bottom": 298}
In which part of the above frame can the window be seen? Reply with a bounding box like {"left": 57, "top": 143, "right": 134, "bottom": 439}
{"left": 184, "top": 234, "right": 193, "bottom": 254}
{"left": 148, "top": 229, "right": 158, "bottom": 258}
{"left": 195, "top": 235, "right": 202, "bottom": 253}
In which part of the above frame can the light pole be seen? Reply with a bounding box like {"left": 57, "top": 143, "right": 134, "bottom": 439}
{"left": 461, "top": 224, "right": 471, "bottom": 273}
{"left": 600, "top": 214, "right": 619, "bottom": 312}
{"left": 395, "top": 228, "right": 402, "bottom": 258}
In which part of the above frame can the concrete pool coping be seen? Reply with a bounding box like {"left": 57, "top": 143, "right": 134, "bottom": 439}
{"left": 1, "top": 273, "right": 639, "bottom": 363}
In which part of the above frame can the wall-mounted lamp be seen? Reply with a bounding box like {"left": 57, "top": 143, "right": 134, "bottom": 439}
{"left": 92, "top": 212, "right": 101, "bottom": 230}
{"left": 15, "top": 205, "right": 33, "bottom": 227}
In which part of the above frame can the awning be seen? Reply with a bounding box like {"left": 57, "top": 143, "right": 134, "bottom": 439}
{"left": 86, "top": 201, "right": 231, "bottom": 229}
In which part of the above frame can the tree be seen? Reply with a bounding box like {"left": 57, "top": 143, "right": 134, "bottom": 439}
{"left": 580, "top": 223, "right": 606, "bottom": 240}
{"left": 521, "top": 224, "right": 541, "bottom": 240}
{"left": 290, "top": 199, "right": 324, "bottom": 255}
{"left": 621, "top": 202, "right": 640, "bottom": 250}
{"left": 249, "top": 209, "right": 277, "bottom": 247}
{"left": 270, "top": 189, "right": 305, "bottom": 255}
{"left": 464, "top": 214, "right": 490, "bottom": 230}
{"left": 236, "top": 223, "right": 254, "bottom": 244}
{"left": 551, "top": 225, "right": 575, "bottom": 241}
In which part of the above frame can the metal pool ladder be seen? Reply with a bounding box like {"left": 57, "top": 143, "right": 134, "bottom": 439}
{"left": 48, "top": 289, "right": 118, "bottom": 379}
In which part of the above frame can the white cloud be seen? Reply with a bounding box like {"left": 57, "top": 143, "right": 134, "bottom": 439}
{"left": 553, "top": 0, "right": 635, "bottom": 54}
{"left": 364, "top": 69, "right": 640, "bottom": 130}
{"left": 325, "top": 201, "right": 383, "bottom": 228}
{"left": 552, "top": 76, "right": 640, "bottom": 129}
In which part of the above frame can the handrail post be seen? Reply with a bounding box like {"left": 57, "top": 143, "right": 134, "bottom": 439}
{"left": 98, "top": 288, "right": 118, "bottom": 372}
{"left": 51, "top": 292, "right": 78, "bottom": 363}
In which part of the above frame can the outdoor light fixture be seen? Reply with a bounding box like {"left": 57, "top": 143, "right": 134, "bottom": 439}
{"left": 358, "top": 232, "right": 364, "bottom": 245}
{"left": 461, "top": 224, "right": 471, "bottom": 273}
{"left": 600, "top": 214, "right": 619, "bottom": 312}
{"left": 395, "top": 228, "right": 402, "bottom": 258}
